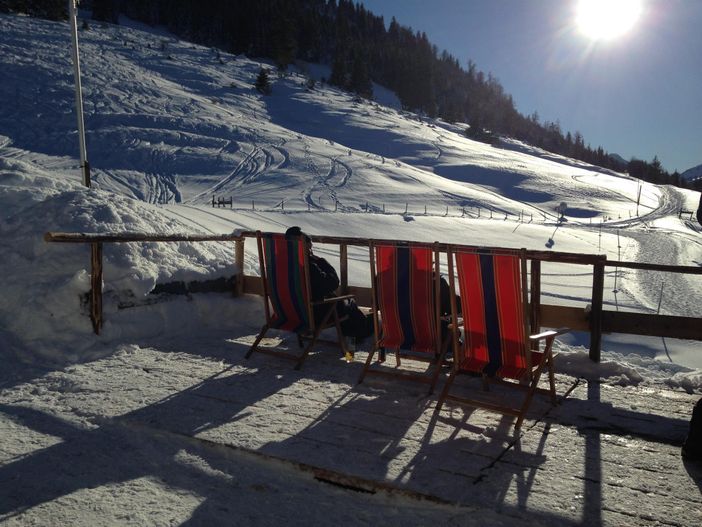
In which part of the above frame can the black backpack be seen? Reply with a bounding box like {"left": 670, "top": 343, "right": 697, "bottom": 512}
{"left": 340, "top": 300, "right": 374, "bottom": 339}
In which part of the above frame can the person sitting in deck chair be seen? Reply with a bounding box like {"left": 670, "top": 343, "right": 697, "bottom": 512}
{"left": 285, "top": 227, "right": 373, "bottom": 344}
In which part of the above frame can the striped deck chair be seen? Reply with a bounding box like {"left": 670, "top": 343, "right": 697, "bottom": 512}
{"left": 358, "top": 242, "right": 446, "bottom": 393}
{"left": 435, "top": 246, "right": 569, "bottom": 429}
{"left": 245, "top": 231, "right": 354, "bottom": 370}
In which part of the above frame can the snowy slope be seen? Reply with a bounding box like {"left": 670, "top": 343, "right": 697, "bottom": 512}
{"left": 1, "top": 12, "right": 701, "bottom": 373}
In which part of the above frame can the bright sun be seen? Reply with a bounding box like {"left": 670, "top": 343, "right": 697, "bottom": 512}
{"left": 576, "top": 0, "right": 642, "bottom": 40}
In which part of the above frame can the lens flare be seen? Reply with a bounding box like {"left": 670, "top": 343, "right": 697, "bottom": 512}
{"left": 576, "top": 0, "right": 642, "bottom": 40}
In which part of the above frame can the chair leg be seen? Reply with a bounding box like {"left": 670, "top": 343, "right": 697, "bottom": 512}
{"left": 515, "top": 349, "right": 551, "bottom": 429}
{"left": 295, "top": 328, "right": 323, "bottom": 370}
{"left": 547, "top": 354, "right": 557, "bottom": 404}
{"left": 434, "top": 367, "right": 457, "bottom": 416}
{"left": 294, "top": 305, "right": 336, "bottom": 370}
{"left": 297, "top": 334, "right": 304, "bottom": 348}
{"left": 332, "top": 308, "right": 353, "bottom": 362}
{"left": 358, "top": 344, "right": 378, "bottom": 384}
{"left": 246, "top": 324, "right": 269, "bottom": 359}
{"left": 428, "top": 340, "right": 449, "bottom": 395}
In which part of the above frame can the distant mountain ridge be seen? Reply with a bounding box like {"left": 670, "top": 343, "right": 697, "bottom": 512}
{"left": 681, "top": 164, "right": 702, "bottom": 182}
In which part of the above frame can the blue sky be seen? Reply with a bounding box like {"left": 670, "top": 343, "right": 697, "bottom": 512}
{"left": 361, "top": 0, "right": 702, "bottom": 173}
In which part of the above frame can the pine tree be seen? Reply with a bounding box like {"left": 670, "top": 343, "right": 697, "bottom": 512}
{"left": 92, "top": 0, "right": 119, "bottom": 24}
{"left": 349, "top": 52, "right": 373, "bottom": 99}
{"left": 329, "top": 51, "right": 347, "bottom": 88}
{"left": 254, "top": 68, "right": 271, "bottom": 95}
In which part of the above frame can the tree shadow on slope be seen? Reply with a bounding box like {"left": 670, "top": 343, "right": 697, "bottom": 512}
{"left": 264, "top": 82, "right": 433, "bottom": 162}
{"left": 433, "top": 164, "right": 552, "bottom": 203}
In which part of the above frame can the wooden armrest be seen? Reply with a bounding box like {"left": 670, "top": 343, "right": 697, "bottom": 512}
{"left": 313, "top": 294, "right": 355, "bottom": 305}
{"left": 529, "top": 327, "right": 570, "bottom": 341}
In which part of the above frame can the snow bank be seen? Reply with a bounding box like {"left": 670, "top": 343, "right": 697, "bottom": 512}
{"left": 0, "top": 156, "right": 238, "bottom": 364}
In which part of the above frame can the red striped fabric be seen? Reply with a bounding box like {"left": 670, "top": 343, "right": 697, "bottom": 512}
{"left": 455, "top": 250, "right": 528, "bottom": 379}
{"left": 376, "top": 245, "right": 437, "bottom": 353}
{"left": 457, "top": 252, "right": 490, "bottom": 372}
{"left": 263, "top": 234, "right": 310, "bottom": 332}
{"left": 493, "top": 254, "right": 528, "bottom": 378}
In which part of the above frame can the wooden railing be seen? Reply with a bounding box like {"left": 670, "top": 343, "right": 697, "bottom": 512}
{"left": 44, "top": 230, "right": 702, "bottom": 362}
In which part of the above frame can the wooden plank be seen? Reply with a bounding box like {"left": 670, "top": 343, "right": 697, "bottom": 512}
{"left": 234, "top": 238, "right": 244, "bottom": 296}
{"left": 243, "top": 275, "right": 264, "bottom": 295}
{"left": 606, "top": 259, "right": 702, "bottom": 274}
{"left": 339, "top": 243, "right": 348, "bottom": 294}
{"left": 602, "top": 311, "right": 702, "bottom": 340}
{"left": 530, "top": 259, "right": 541, "bottom": 349}
{"left": 540, "top": 305, "right": 589, "bottom": 331}
{"left": 590, "top": 262, "right": 605, "bottom": 362}
{"left": 45, "top": 232, "right": 244, "bottom": 243}
{"left": 237, "top": 231, "right": 609, "bottom": 265}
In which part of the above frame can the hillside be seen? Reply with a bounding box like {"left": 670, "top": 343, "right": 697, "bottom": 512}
{"left": 682, "top": 164, "right": 702, "bottom": 183}
{"left": 1, "top": 12, "right": 701, "bottom": 368}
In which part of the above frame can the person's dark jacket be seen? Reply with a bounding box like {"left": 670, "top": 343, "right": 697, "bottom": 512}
{"left": 307, "top": 253, "right": 342, "bottom": 327}
{"left": 696, "top": 193, "right": 702, "bottom": 228}
{"left": 308, "top": 253, "right": 372, "bottom": 338}
{"left": 309, "top": 254, "right": 339, "bottom": 300}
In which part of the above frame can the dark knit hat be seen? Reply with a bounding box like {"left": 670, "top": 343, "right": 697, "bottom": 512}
{"left": 285, "top": 226, "right": 311, "bottom": 242}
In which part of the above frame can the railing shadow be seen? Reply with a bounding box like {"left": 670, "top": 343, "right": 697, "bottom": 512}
{"left": 0, "top": 334, "right": 312, "bottom": 520}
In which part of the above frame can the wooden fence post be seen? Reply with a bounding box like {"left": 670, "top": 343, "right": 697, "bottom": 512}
{"left": 339, "top": 243, "right": 348, "bottom": 294}
{"left": 90, "top": 242, "right": 103, "bottom": 334}
{"left": 590, "top": 261, "right": 605, "bottom": 362}
{"left": 234, "top": 238, "right": 245, "bottom": 296}
{"left": 530, "top": 259, "right": 541, "bottom": 349}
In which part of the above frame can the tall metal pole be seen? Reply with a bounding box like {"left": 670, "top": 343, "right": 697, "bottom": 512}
{"left": 68, "top": 0, "right": 91, "bottom": 188}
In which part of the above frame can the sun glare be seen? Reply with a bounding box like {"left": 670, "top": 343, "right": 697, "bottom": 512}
{"left": 576, "top": 0, "right": 642, "bottom": 41}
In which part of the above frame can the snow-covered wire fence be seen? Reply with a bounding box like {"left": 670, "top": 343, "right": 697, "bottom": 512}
{"left": 209, "top": 196, "right": 631, "bottom": 226}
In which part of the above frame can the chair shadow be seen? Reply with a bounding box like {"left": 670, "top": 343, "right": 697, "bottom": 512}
{"left": 400, "top": 407, "right": 554, "bottom": 513}
{"left": 256, "top": 374, "right": 584, "bottom": 525}
{"left": 258, "top": 379, "right": 435, "bottom": 483}
{"left": 0, "top": 333, "right": 325, "bottom": 520}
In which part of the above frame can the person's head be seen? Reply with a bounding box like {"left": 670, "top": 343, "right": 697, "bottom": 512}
{"left": 285, "top": 226, "right": 312, "bottom": 248}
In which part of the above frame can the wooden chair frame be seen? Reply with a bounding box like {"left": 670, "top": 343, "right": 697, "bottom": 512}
{"left": 358, "top": 241, "right": 447, "bottom": 393}
{"left": 246, "top": 231, "right": 353, "bottom": 370}
{"left": 435, "top": 245, "right": 569, "bottom": 429}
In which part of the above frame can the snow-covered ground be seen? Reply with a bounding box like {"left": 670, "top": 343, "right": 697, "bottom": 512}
{"left": 1, "top": 13, "right": 701, "bottom": 525}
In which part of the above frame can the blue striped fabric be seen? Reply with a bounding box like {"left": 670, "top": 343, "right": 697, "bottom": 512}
{"left": 480, "top": 253, "right": 502, "bottom": 376}
{"left": 396, "top": 247, "right": 416, "bottom": 350}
